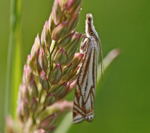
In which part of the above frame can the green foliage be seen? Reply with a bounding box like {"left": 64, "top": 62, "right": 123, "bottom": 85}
{"left": 0, "top": 0, "right": 150, "bottom": 133}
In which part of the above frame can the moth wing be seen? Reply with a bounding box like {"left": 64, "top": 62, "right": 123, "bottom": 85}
{"left": 73, "top": 85, "right": 86, "bottom": 123}
{"left": 82, "top": 40, "right": 98, "bottom": 121}
{"left": 80, "top": 39, "right": 98, "bottom": 102}
{"left": 73, "top": 39, "right": 90, "bottom": 123}
{"left": 73, "top": 39, "right": 98, "bottom": 123}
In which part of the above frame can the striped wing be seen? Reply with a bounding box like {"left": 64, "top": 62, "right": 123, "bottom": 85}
{"left": 73, "top": 38, "right": 99, "bottom": 123}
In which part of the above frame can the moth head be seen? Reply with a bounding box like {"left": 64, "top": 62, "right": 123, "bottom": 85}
{"left": 86, "top": 13, "right": 99, "bottom": 40}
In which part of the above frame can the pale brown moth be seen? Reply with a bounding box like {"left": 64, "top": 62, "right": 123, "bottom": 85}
{"left": 73, "top": 13, "right": 102, "bottom": 123}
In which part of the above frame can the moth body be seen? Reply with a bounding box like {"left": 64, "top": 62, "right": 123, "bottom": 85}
{"left": 73, "top": 13, "right": 102, "bottom": 124}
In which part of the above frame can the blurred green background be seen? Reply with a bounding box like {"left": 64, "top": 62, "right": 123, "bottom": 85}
{"left": 0, "top": 0, "right": 150, "bottom": 133}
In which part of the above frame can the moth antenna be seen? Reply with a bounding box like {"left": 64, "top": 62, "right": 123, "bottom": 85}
{"left": 99, "top": 38, "right": 104, "bottom": 80}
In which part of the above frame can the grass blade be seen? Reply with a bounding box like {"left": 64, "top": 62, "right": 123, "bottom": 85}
{"left": 54, "top": 112, "right": 72, "bottom": 133}
{"left": 4, "top": 0, "right": 22, "bottom": 132}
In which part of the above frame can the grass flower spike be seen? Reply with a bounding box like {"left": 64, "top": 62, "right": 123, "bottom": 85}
{"left": 17, "top": 0, "right": 82, "bottom": 132}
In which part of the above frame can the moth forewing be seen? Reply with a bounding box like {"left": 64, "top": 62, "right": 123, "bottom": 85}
{"left": 84, "top": 38, "right": 99, "bottom": 121}
{"left": 73, "top": 39, "right": 99, "bottom": 123}
{"left": 73, "top": 13, "right": 101, "bottom": 123}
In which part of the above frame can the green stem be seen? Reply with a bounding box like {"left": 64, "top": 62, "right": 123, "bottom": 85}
{"left": 4, "top": 0, "right": 22, "bottom": 132}
{"left": 54, "top": 112, "right": 72, "bottom": 133}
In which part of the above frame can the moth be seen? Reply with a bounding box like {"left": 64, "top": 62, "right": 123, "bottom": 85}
{"left": 73, "top": 13, "right": 102, "bottom": 123}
